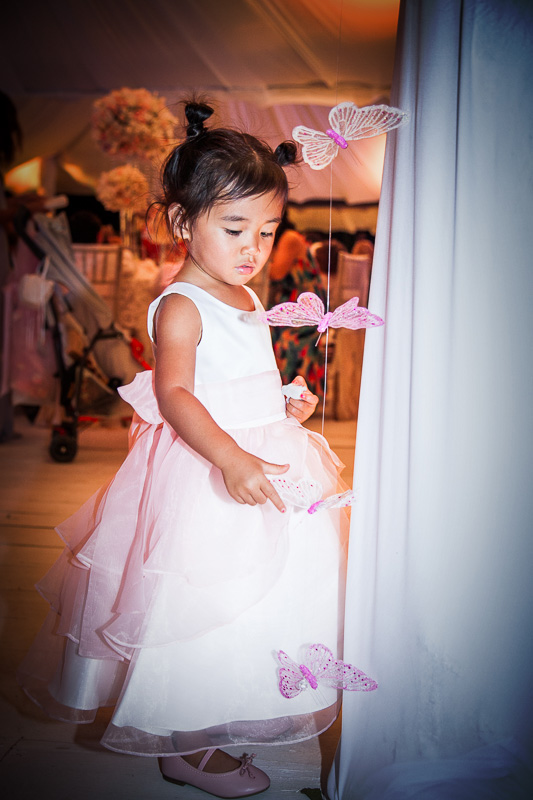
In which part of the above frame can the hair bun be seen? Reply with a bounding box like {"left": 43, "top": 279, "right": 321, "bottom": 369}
{"left": 184, "top": 101, "right": 214, "bottom": 138}
{"left": 274, "top": 140, "right": 298, "bottom": 167}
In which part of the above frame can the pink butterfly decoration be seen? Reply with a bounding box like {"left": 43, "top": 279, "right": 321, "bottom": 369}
{"left": 267, "top": 476, "right": 355, "bottom": 514}
{"left": 293, "top": 101, "right": 408, "bottom": 170}
{"left": 276, "top": 644, "right": 378, "bottom": 699}
{"left": 260, "top": 292, "right": 384, "bottom": 333}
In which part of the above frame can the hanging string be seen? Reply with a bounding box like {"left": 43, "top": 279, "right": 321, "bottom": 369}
{"left": 320, "top": 0, "right": 344, "bottom": 437}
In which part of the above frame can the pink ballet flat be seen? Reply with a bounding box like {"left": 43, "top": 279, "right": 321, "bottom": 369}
{"left": 160, "top": 749, "right": 270, "bottom": 798}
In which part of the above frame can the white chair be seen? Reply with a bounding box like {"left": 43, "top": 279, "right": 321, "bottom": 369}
{"left": 332, "top": 251, "right": 372, "bottom": 309}
{"left": 72, "top": 244, "right": 123, "bottom": 316}
{"left": 329, "top": 251, "right": 373, "bottom": 420}
{"left": 309, "top": 239, "right": 347, "bottom": 280}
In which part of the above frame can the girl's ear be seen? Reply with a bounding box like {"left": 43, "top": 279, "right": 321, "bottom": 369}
{"left": 169, "top": 203, "right": 190, "bottom": 241}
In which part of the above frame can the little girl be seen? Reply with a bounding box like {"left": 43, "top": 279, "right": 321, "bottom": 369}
{"left": 18, "top": 102, "right": 349, "bottom": 798}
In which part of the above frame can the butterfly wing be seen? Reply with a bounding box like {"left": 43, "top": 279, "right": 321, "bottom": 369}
{"left": 262, "top": 294, "right": 382, "bottom": 333}
{"left": 330, "top": 102, "right": 408, "bottom": 142}
{"left": 276, "top": 650, "right": 306, "bottom": 698}
{"left": 303, "top": 644, "right": 378, "bottom": 693}
{"left": 267, "top": 476, "right": 323, "bottom": 509}
{"left": 262, "top": 292, "right": 326, "bottom": 328}
{"left": 328, "top": 296, "right": 384, "bottom": 331}
{"left": 292, "top": 125, "right": 338, "bottom": 170}
{"left": 302, "top": 644, "right": 336, "bottom": 677}
{"left": 328, "top": 102, "right": 360, "bottom": 138}
{"left": 308, "top": 489, "right": 356, "bottom": 514}
{"left": 321, "top": 660, "right": 378, "bottom": 692}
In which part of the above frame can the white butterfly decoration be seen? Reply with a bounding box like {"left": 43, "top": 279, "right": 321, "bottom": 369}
{"left": 260, "top": 292, "right": 384, "bottom": 334}
{"left": 276, "top": 644, "right": 378, "bottom": 699}
{"left": 293, "top": 101, "right": 408, "bottom": 170}
{"left": 267, "top": 475, "right": 355, "bottom": 514}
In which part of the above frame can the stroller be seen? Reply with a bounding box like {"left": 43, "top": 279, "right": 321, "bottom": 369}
{"left": 16, "top": 210, "right": 151, "bottom": 463}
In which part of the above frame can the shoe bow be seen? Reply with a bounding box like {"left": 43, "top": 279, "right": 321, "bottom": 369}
{"left": 239, "top": 753, "right": 257, "bottom": 778}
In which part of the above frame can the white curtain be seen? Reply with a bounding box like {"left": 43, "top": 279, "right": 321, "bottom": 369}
{"left": 328, "top": 0, "right": 533, "bottom": 797}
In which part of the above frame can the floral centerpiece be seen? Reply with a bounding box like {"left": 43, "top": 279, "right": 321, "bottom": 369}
{"left": 96, "top": 164, "right": 149, "bottom": 213}
{"left": 92, "top": 87, "right": 177, "bottom": 160}
{"left": 96, "top": 165, "right": 150, "bottom": 251}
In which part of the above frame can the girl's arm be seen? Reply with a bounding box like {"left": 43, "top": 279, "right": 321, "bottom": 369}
{"left": 153, "top": 293, "right": 289, "bottom": 511}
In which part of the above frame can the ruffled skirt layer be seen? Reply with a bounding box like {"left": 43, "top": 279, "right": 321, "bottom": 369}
{"left": 18, "top": 370, "right": 348, "bottom": 756}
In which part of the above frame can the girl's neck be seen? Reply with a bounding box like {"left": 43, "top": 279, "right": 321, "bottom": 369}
{"left": 174, "top": 257, "right": 254, "bottom": 312}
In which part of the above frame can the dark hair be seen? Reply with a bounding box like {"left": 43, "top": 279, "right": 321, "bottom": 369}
{"left": 159, "top": 101, "right": 297, "bottom": 238}
{"left": 0, "top": 91, "right": 22, "bottom": 170}
{"left": 69, "top": 210, "right": 102, "bottom": 243}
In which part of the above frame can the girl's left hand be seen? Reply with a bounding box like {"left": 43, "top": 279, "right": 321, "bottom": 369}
{"left": 285, "top": 376, "right": 318, "bottom": 423}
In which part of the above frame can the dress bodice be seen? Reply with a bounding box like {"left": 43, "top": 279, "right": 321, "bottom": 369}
{"left": 143, "top": 282, "right": 286, "bottom": 429}
{"left": 147, "top": 282, "right": 279, "bottom": 386}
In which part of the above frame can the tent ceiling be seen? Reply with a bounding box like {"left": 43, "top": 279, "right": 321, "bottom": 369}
{"left": 1, "top": 0, "right": 400, "bottom": 204}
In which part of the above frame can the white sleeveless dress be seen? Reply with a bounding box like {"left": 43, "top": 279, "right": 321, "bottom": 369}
{"left": 18, "top": 282, "right": 348, "bottom": 756}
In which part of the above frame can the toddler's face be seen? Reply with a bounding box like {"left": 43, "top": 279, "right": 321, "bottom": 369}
{"left": 185, "top": 190, "right": 283, "bottom": 286}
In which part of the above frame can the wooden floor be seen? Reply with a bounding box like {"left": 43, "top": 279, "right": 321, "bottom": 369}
{"left": 0, "top": 411, "right": 356, "bottom": 800}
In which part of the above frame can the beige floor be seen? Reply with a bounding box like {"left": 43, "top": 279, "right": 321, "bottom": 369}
{"left": 0, "top": 411, "right": 356, "bottom": 800}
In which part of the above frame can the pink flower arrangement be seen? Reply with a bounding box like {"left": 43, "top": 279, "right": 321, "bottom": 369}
{"left": 96, "top": 165, "right": 149, "bottom": 213}
{"left": 92, "top": 88, "right": 177, "bottom": 160}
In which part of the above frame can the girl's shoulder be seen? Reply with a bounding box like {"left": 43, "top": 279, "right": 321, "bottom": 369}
{"left": 147, "top": 282, "right": 261, "bottom": 343}
{"left": 151, "top": 281, "right": 217, "bottom": 313}
{"left": 165, "top": 281, "right": 258, "bottom": 310}
{"left": 159, "top": 280, "right": 204, "bottom": 298}
{"left": 147, "top": 282, "right": 203, "bottom": 344}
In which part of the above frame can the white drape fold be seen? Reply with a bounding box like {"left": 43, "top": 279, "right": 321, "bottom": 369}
{"left": 328, "top": 0, "right": 533, "bottom": 797}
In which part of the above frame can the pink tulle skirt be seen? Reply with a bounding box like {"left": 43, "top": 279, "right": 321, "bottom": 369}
{"left": 18, "top": 370, "right": 348, "bottom": 756}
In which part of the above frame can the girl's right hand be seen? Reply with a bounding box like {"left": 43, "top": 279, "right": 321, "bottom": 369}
{"left": 220, "top": 450, "right": 289, "bottom": 512}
